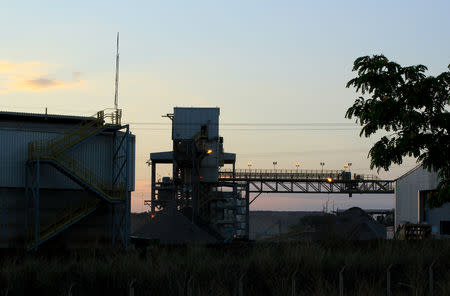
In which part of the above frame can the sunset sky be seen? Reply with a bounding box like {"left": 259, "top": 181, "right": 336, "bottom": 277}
{"left": 1, "top": 1, "right": 449, "bottom": 212}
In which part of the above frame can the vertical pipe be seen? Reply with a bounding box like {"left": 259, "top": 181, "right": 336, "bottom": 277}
{"left": 245, "top": 182, "right": 250, "bottom": 240}
{"left": 112, "top": 131, "right": 116, "bottom": 190}
{"left": 34, "top": 161, "right": 40, "bottom": 251}
{"left": 128, "top": 279, "right": 135, "bottom": 296}
{"left": 429, "top": 260, "right": 435, "bottom": 296}
{"left": 0, "top": 191, "right": 3, "bottom": 243}
{"left": 238, "top": 273, "right": 245, "bottom": 296}
{"left": 25, "top": 163, "right": 29, "bottom": 247}
{"left": 291, "top": 269, "right": 298, "bottom": 296}
{"left": 339, "top": 266, "right": 345, "bottom": 296}
{"left": 186, "top": 275, "right": 193, "bottom": 296}
{"left": 278, "top": 219, "right": 282, "bottom": 242}
{"left": 151, "top": 162, "right": 156, "bottom": 215}
{"left": 124, "top": 126, "right": 130, "bottom": 250}
{"left": 111, "top": 204, "right": 115, "bottom": 245}
{"left": 387, "top": 264, "right": 393, "bottom": 296}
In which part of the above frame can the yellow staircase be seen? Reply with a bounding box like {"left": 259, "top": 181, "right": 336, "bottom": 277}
{"left": 27, "top": 198, "right": 101, "bottom": 249}
{"left": 26, "top": 109, "right": 126, "bottom": 249}
{"left": 46, "top": 153, "right": 126, "bottom": 201}
{"left": 27, "top": 109, "right": 125, "bottom": 202}
{"left": 28, "top": 110, "right": 122, "bottom": 159}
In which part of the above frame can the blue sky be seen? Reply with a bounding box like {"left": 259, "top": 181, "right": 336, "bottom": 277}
{"left": 1, "top": 1, "right": 449, "bottom": 211}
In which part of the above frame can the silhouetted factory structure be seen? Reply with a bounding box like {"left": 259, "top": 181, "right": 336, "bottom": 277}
{"left": 0, "top": 106, "right": 403, "bottom": 248}
{"left": 0, "top": 110, "right": 135, "bottom": 250}
{"left": 147, "top": 107, "right": 248, "bottom": 242}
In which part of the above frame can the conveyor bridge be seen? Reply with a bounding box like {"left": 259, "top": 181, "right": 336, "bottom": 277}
{"left": 218, "top": 169, "right": 394, "bottom": 202}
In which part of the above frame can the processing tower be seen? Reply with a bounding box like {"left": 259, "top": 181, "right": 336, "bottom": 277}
{"left": 149, "top": 107, "right": 248, "bottom": 241}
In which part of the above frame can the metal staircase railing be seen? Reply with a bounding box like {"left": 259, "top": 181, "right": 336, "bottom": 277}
{"left": 28, "top": 109, "right": 122, "bottom": 159}
{"left": 53, "top": 153, "right": 127, "bottom": 201}
{"left": 219, "top": 168, "right": 380, "bottom": 181}
{"left": 25, "top": 109, "right": 128, "bottom": 250}
{"left": 27, "top": 198, "right": 101, "bottom": 249}
{"left": 27, "top": 109, "right": 126, "bottom": 202}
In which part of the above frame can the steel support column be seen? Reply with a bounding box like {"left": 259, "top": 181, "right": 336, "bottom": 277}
{"left": 25, "top": 160, "right": 40, "bottom": 250}
{"left": 245, "top": 182, "right": 250, "bottom": 240}
{"left": 111, "top": 124, "right": 130, "bottom": 249}
{"left": 151, "top": 162, "right": 156, "bottom": 215}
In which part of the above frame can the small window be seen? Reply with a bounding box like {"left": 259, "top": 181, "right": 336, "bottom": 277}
{"left": 440, "top": 221, "right": 450, "bottom": 235}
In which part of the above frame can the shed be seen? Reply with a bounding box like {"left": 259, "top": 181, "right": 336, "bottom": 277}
{"left": 395, "top": 165, "right": 450, "bottom": 237}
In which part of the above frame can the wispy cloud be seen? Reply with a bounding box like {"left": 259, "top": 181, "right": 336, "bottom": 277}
{"left": 72, "top": 72, "right": 84, "bottom": 82}
{"left": 0, "top": 60, "right": 83, "bottom": 93}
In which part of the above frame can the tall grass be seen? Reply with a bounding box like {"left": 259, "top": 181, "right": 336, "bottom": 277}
{"left": 0, "top": 239, "right": 449, "bottom": 296}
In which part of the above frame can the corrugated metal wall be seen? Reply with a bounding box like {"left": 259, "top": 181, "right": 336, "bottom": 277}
{"left": 128, "top": 134, "right": 136, "bottom": 191}
{"left": 0, "top": 128, "right": 114, "bottom": 189}
{"left": 425, "top": 203, "right": 450, "bottom": 236}
{"left": 395, "top": 166, "right": 439, "bottom": 229}
{"left": 172, "top": 107, "right": 219, "bottom": 140}
{"left": 0, "top": 118, "right": 134, "bottom": 248}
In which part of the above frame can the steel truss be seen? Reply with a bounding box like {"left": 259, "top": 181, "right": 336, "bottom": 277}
{"left": 216, "top": 177, "right": 394, "bottom": 206}
{"left": 111, "top": 125, "right": 130, "bottom": 249}
{"left": 233, "top": 178, "right": 395, "bottom": 194}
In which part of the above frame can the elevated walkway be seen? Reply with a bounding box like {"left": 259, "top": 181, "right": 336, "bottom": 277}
{"left": 219, "top": 168, "right": 379, "bottom": 181}
{"left": 218, "top": 168, "right": 394, "bottom": 196}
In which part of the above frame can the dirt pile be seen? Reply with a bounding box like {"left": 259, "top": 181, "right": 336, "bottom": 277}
{"left": 250, "top": 211, "right": 321, "bottom": 240}
{"left": 274, "top": 207, "right": 386, "bottom": 241}
{"left": 333, "top": 207, "right": 386, "bottom": 240}
{"left": 304, "top": 207, "right": 386, "bottom": 240}
{"left": 132, "top": 204, "right": 217, "bottom": 244}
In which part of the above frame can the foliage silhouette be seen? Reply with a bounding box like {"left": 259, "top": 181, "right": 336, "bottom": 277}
{"left": 345, "top": 55, "right": 450, "bottom": 207}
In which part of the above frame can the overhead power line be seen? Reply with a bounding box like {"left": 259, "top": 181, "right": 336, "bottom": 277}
{"left": 128, "top": 122, "right": 357, "bottom": 126}
{"left": 131, "top": 127, "right": 359, "bottom": 131}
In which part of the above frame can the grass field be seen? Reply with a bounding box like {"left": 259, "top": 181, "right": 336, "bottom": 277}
{"left": 0, "top": 239, "right": 449, "bottom": 296}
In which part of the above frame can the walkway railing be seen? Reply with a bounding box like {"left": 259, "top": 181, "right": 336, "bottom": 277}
{"left": 54, "top": 153, "right": 127, "bottom": 201}
{"left": 27, "top": 198, "right": 101, "bottom": 249}
{"left": 219, "top": 168, "right": 379, "bottom": 181}
{"left": 28, "top": 109, "right": 122, "bottom": 159}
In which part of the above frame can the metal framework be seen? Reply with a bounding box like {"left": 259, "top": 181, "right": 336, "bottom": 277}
{"left": 227, "top": 178, "right": 394, "bottom": 194}
{"left": 25, "top": 110, "right": 131, "bottom": 250}
{"left": 219, "top": 168, "right": 381, "bottom": 181}
{"left": 216, "top": 168, "right": 394, "bottom": 205}
{"left": 111, "top": 125, "right": 130, "bottom": 248}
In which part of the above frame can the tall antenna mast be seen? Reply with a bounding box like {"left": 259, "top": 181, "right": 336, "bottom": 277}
{"left": 114, "top": 32, "right": 120, "bottom": 110}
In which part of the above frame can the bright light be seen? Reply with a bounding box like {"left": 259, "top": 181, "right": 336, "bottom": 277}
{"left": 206, "top": 149, "right": 213, "bottom": 154}
{"left": 327, "top": 177, "right": 333, "bottom": 183}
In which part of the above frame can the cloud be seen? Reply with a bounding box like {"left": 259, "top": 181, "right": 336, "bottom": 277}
{"left": 0, "top": 60, "right": 45, "bottom": 76}
{"left": 0, "top": 60, "right": 83, "bottom": 93}
{"left": 72, "top": 72, "right": 83, "bottom": 81}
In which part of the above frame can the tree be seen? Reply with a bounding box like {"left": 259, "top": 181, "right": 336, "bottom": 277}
{"left": 345, "top": 55, "right": 450, "bottom": 207}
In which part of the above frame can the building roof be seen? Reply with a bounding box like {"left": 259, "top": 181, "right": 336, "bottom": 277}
{"left": 395, "top": 163, "right": 424, "bottom": 181}
{"left": 0, "top": 110, "right": 95, "bottom": 124}
{"left": 150, "top": 151, "right": 236, "bottom": 164}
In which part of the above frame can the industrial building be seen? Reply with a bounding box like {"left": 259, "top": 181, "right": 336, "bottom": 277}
{"left": 395, "top": 165, "right": 450, "bottom": 237}
{"left": 0, "top": 109, "right": 135, "bottom": 249}
{"left": 147, "top": 107, "right": 248, "bottom": 242}
{"left": 143, "top": 107, "right": 395, "bottom": 243}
